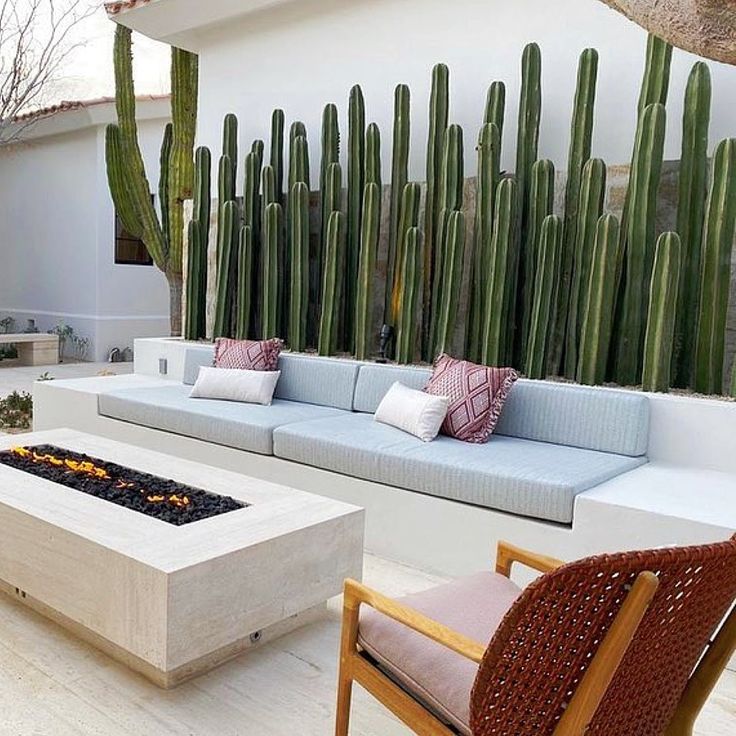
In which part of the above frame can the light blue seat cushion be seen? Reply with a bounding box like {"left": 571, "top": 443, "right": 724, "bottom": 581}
{"left": 273, "top": 413, "right": 647, "bottom": 523}
{"left": 353, "top": 365, "right": 649, "bottom": 458}
{"left": 182, "top": 349, "right": 359, "bottom": 411}
{"left": 98, "top": 384, "right": 348, "bottom": 455}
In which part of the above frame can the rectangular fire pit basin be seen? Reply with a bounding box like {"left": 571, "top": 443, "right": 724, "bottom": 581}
{"left": 0, "top": 429, "right": 364, "bottom": 687}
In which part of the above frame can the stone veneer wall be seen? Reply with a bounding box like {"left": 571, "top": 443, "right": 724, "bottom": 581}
{"left": 186, "top": 159, "right": 736, "bottom": 390}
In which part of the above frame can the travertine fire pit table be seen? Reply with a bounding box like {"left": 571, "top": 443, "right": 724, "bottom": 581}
{"left": 0, "top": 429, "right": 364, "bottom": 687}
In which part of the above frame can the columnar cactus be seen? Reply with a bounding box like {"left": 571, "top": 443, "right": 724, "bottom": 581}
{"left": 354, "top": 182, "right": 381, "bottom": 360}
{"left": 251, "top": 139, "right": 264, "bottom": 171}
{"left": 105, "top": 26, "right": 198, "bottom": 336}
{"left": 395, "top": 227, "right": 423, "bottom": 364}
{"left": 577, "top": 214, "right": 620, "bottom": 385}
{"left": 525, "top": 214, "right": 562, "bottom": 379}
{"left": 236, "top": 225, "right": 253, "bottom": 340}
{"left": 429, "top": 123, "right": 464, "bottom": 355}
{"left": 289, "top": 182, "right": 310, "bottom": 352}
{"left": 320, "top": 104, "right": 340, "bottom": 251}
{"left": 270, "top": 109, "right": 285, "bottom": 201}
{"left": 564, "top": 157, "right": 606, "bottom": 378}
{"left": 694, "top": 138, "right": 736, "bottom": 394}
{"left": 261, "top": 165, "right": 276, "bottom": 218}
{"left": 519, "top": 159, "right": 554, "bottom": 364}
{"left": 346, "top": 85, "right": 365, "bottom": 350}
{"left": 318, "top": 211, "right": 346, "bottom": 356}
{"left": 637, "top": 33, "right": 673, "bottom": 116}
{"left": 185, "top": 219, "right": 203, "bottom": 341}
{"left": 184, "top": 146, "right": 210, "bottom": 340}
{"left": 642, "top": 232, "right": 681, "bottom": 392}
{"left": 243, "top": 151, "right": 262, "bottom": 252}
{"left": 551, "top": 47, "right": 598, "bottom": 374}
{"left": 614, "top": 102, "right": 666, "bottom": 385}
{"left": 510, "top": 42, "right": 541, "bottom": 359}
{"left": 365, "top": 122, "right": 381, "bottom": 188}
{"left": 213, "top": 200, "right": 237, "bottom": 338}
{"left": 386, "top": 84, "right": 411, "bottom": 320}
{"left": 673, "top": 62, "right": 711, "bottom": 388}
{"left": 289, "top": 133, "right": 310, "bottom": 192}
{"left": 323, "top": 162, "right": 342, "bottom": 218}
{"left": 222, "top": 114, "right": 238, "bottom": 184}
{"left": 389, "top": 182, "right": 421, "bottom": 327}
{"left": 467, "top": 122, "right": 501, "bottom": 362}
{"left": 482, "top": 178, "right": 517, "bottom": 366}
{"left": 422, "top": 63, "right": 449, "bottom": 360}
{"left": 261, "top": 202, "right": 282, "bottom": 339}
{"left": 484, "top": 81, "right": 505, "bottom": 140}
{"left": 434, "top": 211, "right": 466, "bottom": 357}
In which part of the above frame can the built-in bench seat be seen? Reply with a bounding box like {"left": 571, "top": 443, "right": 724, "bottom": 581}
{"left": 96, "top": 348, "right": 650, "bottom": 525}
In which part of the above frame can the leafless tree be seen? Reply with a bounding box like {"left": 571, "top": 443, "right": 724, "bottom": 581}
{"left": 0, "top": 0, "right": 96, "bottom": 144}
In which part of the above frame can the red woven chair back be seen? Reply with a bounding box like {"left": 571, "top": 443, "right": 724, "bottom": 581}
{"left": 470, "top": 536, "right": 736, "bottom": 735}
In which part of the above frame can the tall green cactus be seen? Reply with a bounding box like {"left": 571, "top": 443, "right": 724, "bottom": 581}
{"left": 344, "top": 86, "right": 366, "bottom": 351}
{"left": 236, "top": 225, "right": 253, "bottom": 340}
{"left": 694, "top": 138, "right": 736, "bottom": 394}
{"left": 261, "top": 202, "right": 282, "bottom": 339}
{"left": 429, "top": 124, "right": 464, "bottom": 356}
{"left": 270, "top": 109, "right": 285, "bottom": 201}
{"left": 434, "top": 211, "right": 466, "bottom": 357}
{"left": 467, "top": 122, "right": 502, "bottom": 362}
{"left": 261, "top": 165, "right": 276, "bottom": 218}
{"left": 323, "top": 162, "right": 342, "bottom": 217}
{"left": 185, "top": 219, "right": 203, "bottom": 341}
{"left": 389, "top": 182, "right": 421, "bottom": 327}
{"left": 422, "top": 63, "right": 449, "bottom": 360}
{"left": 525, "top": 214, "right": 562, "bottom": 379}
{"left": 519, "top": 159, "right": 554, "bottom": 363}
{"left": 551, "top": 48, "right": 598, "bottom": 374}
{"left": 482, "top": 178, "right": 517, "bottom": 366}
{"left": 673, "top": 62, "right": 711, "bottom": 388}
{"left": 105, "top": 25, "right": 198, "bottom": 336}
{"left": 320, "top": 103, "right": 340, "bottom": 247}
{"left": 288, "top": 182, "right": 310, "bottom": 352}
{"left": 563, "top": 157, "right": 606, "bottom": 378}
{"left": 577, "top": 214, "right": 620, "bottom": 385}
{"left": 365, "top": 122, "right": 381, "bottom": 188}
{"left": 638, "top": 34, "right": 673, "bottom": 115}
{"left": 289, "top": 133, "right": 310, "bottom": 191}
{"left": 319, "top": 211, "right": 346, "bottom": 356}
{"left": 355, "top": 182, "right": 381, "bottom": 360}
{"left": 213, "top": 200, "right": 237, "bottom": 338}
{"left": 395, "top": 227, "right": 423, "bottom": 364}
{"left": 222, "top": 114, "right": 238, "bottom": 182}
{"left": 386, "top": 84, "right": 411, "bottom": 320}
{"left": 184, "top": 146, "right": 210, "bottom": 340}
{"left": 484, "top": 81, "right": 505, "bottom": 140}
{"left": 614, "top": 102, "right": 666, "bottom": 385}
{"left": 642, "top": 232, "right": 681, "bottom": 392}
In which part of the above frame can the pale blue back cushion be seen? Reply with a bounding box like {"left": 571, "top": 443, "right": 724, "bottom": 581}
{"left": 495, "top": 380, "right": 649, "bottom": 457}
{"left": 353, "top": 364, "right": 432, "bottom": 412}
{"left": 182, "top": 349, "right": 359, "bottom": 411}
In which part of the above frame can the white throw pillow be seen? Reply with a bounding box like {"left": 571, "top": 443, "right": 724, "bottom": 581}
{"left": 374, "top": 381, "right": 449, "bottom": 442}
{"left": 190, "top": 366, "right": 280, "bottom": 405}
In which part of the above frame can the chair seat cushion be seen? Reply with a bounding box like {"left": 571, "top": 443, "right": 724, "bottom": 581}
{"left": 98, "top": 385, "right": 347, "bottom": 455}
{"left": 273, "top": 414, "right": 647, "bottom": 523}
{"left": 358, "top": 572, "right": 522, "bottom": 734}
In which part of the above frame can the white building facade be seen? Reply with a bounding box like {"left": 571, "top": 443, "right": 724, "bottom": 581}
{"left": 0, "top": 97, "right": 171, "bottom": 362}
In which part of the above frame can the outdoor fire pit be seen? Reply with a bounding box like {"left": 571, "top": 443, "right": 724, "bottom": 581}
{"left": 0, "top": 444, "right": 245, "bottom": 525}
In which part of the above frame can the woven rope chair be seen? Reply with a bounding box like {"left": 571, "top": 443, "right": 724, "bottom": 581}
{"left": 335, "top": 536, "right": 736, "bottom": 736}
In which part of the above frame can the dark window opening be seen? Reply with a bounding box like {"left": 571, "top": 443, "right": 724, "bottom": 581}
{"left": 115, "top": 212, "right": 153, "bottom": 266}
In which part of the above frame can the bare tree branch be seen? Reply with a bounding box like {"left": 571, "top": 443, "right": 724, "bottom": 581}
{"left": 0, "top": 0, "right": 97, "bottom": 145}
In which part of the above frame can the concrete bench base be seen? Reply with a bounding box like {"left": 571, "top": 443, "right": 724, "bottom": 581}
{"left": 0, "top": 334, "right": 59, "bottom": 366}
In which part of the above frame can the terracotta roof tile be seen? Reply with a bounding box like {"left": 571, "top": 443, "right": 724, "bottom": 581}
{"left": 13, "top": 94, "right": 169, "bottom": 123}
{"left": 105, "top": 0, "right": 154, "bottom": 16}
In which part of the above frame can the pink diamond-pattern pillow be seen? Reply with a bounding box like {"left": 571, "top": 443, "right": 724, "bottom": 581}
{"left": 424, "top": 354, "right": 518, "bottom": 443}
{"left": 213, "top": 337, "right": 282, "bottom": 371}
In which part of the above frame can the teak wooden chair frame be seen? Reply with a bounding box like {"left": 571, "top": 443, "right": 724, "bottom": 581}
{"left": 335, "top": 540, "right": 736, "bottom": 736}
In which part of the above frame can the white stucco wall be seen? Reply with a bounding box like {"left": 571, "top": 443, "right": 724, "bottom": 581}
{"left": 190, "top": 0, "right": 736, "bottom": 183}
{"left": 0, "top": 108, "right": 170, "bottom": 361}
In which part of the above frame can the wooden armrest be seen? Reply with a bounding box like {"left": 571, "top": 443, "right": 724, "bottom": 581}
{"left": 343, "top": 579, "right": 487, "bottom": 664}
{"left": 495, "top": 540, "right": 565, "bottom": 578}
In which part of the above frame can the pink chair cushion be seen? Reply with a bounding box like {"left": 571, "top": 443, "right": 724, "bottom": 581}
{"left": 213, "top": 337, "right": 282, "bottom": 371}
{"left": 358, "top": 571, "right": 522, "bottom": 733}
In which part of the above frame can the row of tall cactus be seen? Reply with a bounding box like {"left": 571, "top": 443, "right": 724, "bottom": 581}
{"left": 182, "top": 34, "right": 736, "bottom": 397}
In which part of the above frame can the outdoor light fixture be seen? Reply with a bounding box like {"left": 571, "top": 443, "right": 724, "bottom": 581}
{"left": 377, "top": 324, "right": 394, "bottom": 363}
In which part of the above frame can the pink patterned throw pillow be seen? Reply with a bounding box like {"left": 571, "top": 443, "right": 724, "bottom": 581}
{"left": 213, "top": 337, "right": 282, "bottom": 372}
{"left": 424, "top": 354, "right": 518, "bottom": 443}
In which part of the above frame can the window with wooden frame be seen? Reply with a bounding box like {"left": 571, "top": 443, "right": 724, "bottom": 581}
{"left": 114, "top": 210, "right": 153, "bottom": 266}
